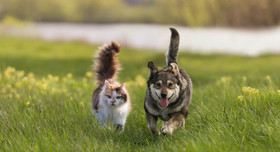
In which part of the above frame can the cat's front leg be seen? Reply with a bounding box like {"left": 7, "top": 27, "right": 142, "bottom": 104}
{"left": 114, "top": 114, "right": 127, "bottom": 132}
{"left": 95, "top": 111, "right": 107, "bottom": 127}
{"left": 114, "top": 124, "right": 124, "bottom": 132}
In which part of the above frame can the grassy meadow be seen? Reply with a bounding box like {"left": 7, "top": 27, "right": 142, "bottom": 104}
{"left": 0, "top": 36, "right": 280, "bottom": 151}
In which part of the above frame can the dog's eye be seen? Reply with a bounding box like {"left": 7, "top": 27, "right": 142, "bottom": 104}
{"left": 107, "top": 95, "right": 112, "bottom": 99}
{"left": 168, "top": 82, "right": 174, "bottom": 87}
{"left": 155, "top": 82, "right": 161, "bottom": 87}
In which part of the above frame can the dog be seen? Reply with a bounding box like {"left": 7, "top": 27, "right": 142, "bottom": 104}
{"left": 144, "top": 28, "right": 193, "bottom": 135}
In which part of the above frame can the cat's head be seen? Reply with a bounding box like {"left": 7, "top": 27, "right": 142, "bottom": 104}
{"left": 103, "top": 80, "right": 128, "bottom": 107}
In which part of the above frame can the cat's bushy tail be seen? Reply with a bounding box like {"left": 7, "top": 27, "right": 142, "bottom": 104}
{"left": 94, "top": 41, "right": 121, "bottom": 85}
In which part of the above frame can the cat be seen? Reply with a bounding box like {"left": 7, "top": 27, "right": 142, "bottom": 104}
{"left": 92, "top": 41, "right": 131, "bottom": 132}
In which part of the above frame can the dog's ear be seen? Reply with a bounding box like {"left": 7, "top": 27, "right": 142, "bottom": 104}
{"left": 170, "top": 63, "right": 180, "bottom": 75}
{"left": 170, "top": 63, "right": 183, "bottom": 83}
{"left": 148, "top": 61, "right": 159, "bottom": 76}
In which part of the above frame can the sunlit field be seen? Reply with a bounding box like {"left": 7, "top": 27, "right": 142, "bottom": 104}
{"left": 0, "top": 37, "right": 280, "bottom": 151}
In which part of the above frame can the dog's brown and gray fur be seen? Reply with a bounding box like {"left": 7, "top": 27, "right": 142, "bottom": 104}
{"left": 144, "top": 28, "right": 193, "bottom": 135}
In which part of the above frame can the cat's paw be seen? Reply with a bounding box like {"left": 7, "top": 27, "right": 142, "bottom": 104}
{"left": 115, "top": 124, "right": 124, "bottom": 132}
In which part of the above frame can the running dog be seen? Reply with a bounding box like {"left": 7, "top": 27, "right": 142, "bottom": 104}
{"left": 144, "top": 28, "right": 193, "bottom": 135}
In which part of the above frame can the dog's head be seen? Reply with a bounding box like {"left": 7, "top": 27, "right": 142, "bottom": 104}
{"left": 147, "top": 62, "right": 183, "bottom": 107}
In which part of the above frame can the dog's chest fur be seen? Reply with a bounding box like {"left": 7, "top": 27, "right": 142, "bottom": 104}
{"left": 144, "top": 90, "right": 186, "bottom": 121}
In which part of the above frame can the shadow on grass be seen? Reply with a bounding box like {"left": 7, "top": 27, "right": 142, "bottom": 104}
{"left": 75, "top": 113, "right": 167, "bottom": 150}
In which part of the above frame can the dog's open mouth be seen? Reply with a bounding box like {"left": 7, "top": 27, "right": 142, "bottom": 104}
{"left": 156, "top": 93, "right": 174, "bottom": 107}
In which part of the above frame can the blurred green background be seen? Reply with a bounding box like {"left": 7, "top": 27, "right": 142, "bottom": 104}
{"left": 0, "top": 0, "right": 280, "bottom": 27}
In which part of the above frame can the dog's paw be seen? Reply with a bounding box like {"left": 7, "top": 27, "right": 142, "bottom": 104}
{"left": 161, "top": 126, "right": 173, "bottom": 135}
{"left": 149, "top": 128, "right": 160, "bottom": 135}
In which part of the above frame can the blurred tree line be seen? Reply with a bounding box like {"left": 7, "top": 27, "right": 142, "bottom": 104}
{"left": 0, "top": 0, "right": 280, "bottom": 27}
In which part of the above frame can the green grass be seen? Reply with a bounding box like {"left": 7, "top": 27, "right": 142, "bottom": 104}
{"left": 0, "top": 36, "right": 280, "bottom": 152}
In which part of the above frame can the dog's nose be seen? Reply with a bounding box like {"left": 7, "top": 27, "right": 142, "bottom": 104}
{"left": 161, "top": 93, "right": 167, "bottom": 98}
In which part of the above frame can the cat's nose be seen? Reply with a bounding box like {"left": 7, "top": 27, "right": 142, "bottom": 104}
{"left": 111, "top": 100, "right": 116, "bottom": 104}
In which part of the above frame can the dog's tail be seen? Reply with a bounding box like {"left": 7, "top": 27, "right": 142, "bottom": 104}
{"left": 166, "top": 28, "right": 180, "bottom": 66}
{"left": 93, "top": 41, "right": 121, "bottom": 85}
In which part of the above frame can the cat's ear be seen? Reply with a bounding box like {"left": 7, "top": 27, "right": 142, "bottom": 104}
{"left": 120, "top": 83, "right": 126, "bottom": 90}
{"left": 104, "top": 80, "right": 111, "bottom": 88}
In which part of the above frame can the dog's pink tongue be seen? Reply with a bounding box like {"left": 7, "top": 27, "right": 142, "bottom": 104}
{"left": 159, "top": 98, "right": 169, "bottom": 107}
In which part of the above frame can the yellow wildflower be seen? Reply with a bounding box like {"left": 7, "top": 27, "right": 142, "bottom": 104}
{"left": 15, "top": 82, "right": 22, "bottom": 88}
{"left": 11, "top": 88, "right": 16, "bottom": 94}
{"left": 51, "top": 88, "right": 56, "bottom": 93}
{"left": 82, "top": 77, "right": 88, "bottom": 83}
{"left": 62, "top": 77, "right": 67, "bottom": 82}
{"left": 242, "top": 87, "right": 251, "bottom": 94}
{"left": 242, "top": 76, "right": 247, "bottom": 82}
{"left": 22, "top": 77, "right": 28, "bottom": 83}
{"left": 241, "top": 86, "right": 259, "bottom": 96}
{"left": 28, "top": 72, "right": 34, "bottom": 79}
{"left": 42, "top": 83, "right": 48, "bottom": 90}
{"left": 265, "top": 75, "right": 272, "bottom": 83}
{"left": 2, "top": 88, "right": 7, "bottom": 93}
{"left": 25, "top": 101, "right": 30, "bottom": 107}
{"left": 47, "top": 74, "right": 54, "bottom": 80}
{"left": 6, "top": 84, "right": 12, "bottom": 89}
{"left": 15, "top": 94, "right": 20, "bottom": 99}
{"left": 41, "top": 78, "right": 47, "bottom": 83}
{"left": 66, "top": 73, "right": 72, "bottom": 79}
{"left": 4, "top": 66, "right": 16, "bottom": 78}
{"left": 125, "top": 81, "right": 133, "bottom": 87}
{"left": 135, "top": 75, "right": 146, "bottom": 87}
{"left": 217, "top": 76, "right": 232, "bottom": 85}
{"left": 8, "top": 94, "right": 13, "bottom": 98}
{"left": 28, "top": 85, "right": 33, "bottom": 92}
{"left": 248, "top": 88, "right": 254, "bottom": 94}
{"left": 237, "top": 95, "right": 244, "bottom": 102}
{"left": 53, "top": 76, "right": 59, "bottom": 82}
{"left": 252, "top": 89, "right": 259, "bottom": 96}
{"left": 80, "top": 101, "right": 85, "bottom": 108}
{"left": 16, "top": 70, "right": 25, "bottom": 79}
{"left": 86, "top": 71, "right": 93, "bottom": 79}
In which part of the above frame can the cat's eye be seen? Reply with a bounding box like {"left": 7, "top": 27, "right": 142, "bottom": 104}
{"left": 107, "top": 95, "right": 112, "bottom": 99}
{"left": 116, "top": 96, "right": 121, "bottom": 99}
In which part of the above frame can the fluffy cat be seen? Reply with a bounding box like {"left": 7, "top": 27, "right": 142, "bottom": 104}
{"left": 92, "top": 41, "right": 131, "bottom": 132}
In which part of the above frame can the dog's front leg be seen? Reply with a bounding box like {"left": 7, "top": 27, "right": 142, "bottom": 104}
{"left": 146, "top": 112, "right": 160, "bottom": 135}
{"left": 161, "top": 112, "right": 186, "bottom": 135}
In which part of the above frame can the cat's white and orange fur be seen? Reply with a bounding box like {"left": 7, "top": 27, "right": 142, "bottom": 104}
{"left": 92, "top": 41, "right": 131, "bottom": 132}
